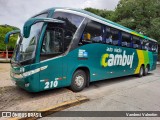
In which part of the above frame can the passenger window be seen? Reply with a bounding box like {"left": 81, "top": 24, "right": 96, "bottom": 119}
{"left": 121, "top": 32, "right": 131, "bottom": 47}
{"left": 105, "top": 28, "right": 119, "bottom": 45}
{"left": 132, "top": 36, "right": 141, "bottom": 49}
{"left": 153, "top": 43, "right": 158, "bottom": 52}
{"left": 142, "top": 40, "right": 150, "bottom": 51}
{"left": 150, "top": 42, "right": 158, "bottom": 52}
{"left": 148, "top": 42, "right": 153, "bottom": 51}
{"left": 80, "top": 21, "right": 103, "bottom": 44}
{"left": 105, "top": 27, "right": 112, "bottom": 44}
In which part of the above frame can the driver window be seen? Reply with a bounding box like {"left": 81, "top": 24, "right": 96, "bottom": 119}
{"left": 40, "top": 26, "right": 63, "bottom": 61}
{"left": 41, "top": 29, "right": 62, "bottom": 54}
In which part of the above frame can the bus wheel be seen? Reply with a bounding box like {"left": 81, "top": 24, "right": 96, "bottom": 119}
{"left": 70, "top": 70, "right": 87, "bottom": 92}
{"left": 144, "top": 65, "right": 149, "bottom": 76}
{"left": 138, "top": 66, "right": 144, "bottom": 77}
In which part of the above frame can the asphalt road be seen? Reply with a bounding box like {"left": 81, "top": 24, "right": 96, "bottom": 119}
{"left": 40, "top": 65, "right": 160, "bottom": 120}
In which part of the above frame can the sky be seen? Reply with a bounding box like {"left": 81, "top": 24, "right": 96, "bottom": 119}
{"left": 0, "top": 0, "right": 120, "bottom": 29}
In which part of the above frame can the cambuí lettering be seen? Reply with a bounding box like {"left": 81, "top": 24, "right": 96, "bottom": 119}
{"left": 101, "top": 50, "right": 134, "bottom": 68}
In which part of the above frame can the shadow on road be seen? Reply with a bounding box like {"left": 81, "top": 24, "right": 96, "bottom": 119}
{"left": 89, "top": 73, "right": 154, "bottom": 88}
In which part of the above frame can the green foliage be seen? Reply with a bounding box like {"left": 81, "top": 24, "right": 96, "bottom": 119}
{"left": 0, "top": 25, "right": 19, "bottom": 51}
{"left": 115, "top": 0, "right": 160, "bottom": 43}
{"left": 84, "top": 8, "right": 115, "bottom": 21}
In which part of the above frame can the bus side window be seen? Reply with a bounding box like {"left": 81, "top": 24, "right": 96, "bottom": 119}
{"left": 105, "top": 27, "right": 112, "bottom": 44}
{"left": 132, "top": 36, "right": 141, "bottom": 49}
{"left": 80, "top": 21, "right": 103, "bottom": 45}
{"left": 150, "top": 42, "right": 158, "bottom": 52}
{"left": 155, "top": 43, "right": 158, "bottom": 52}
{"left": 154, "top": 43, "right": 158, "bottom": 52}
{"left": 148, "top": 42, "right": 153, "bottom": 51}
{"left": 142, "top": 40, "right": 149, "bottom": 51}
{"left": 121, "top": 32, "right": 131, "bottom": 47}
{"left": 110, "top": 28, "right": 119, "bottom": 46}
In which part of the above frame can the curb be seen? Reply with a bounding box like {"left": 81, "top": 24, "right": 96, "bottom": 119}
{"left": 0, "top": 59, "right": 10, "bottom": 63}
{"left": 8, "top": 96, "right": 89, "bottom": 120}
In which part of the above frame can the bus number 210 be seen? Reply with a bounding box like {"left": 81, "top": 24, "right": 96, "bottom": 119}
{"left": 44, "top": 80, "right": 58, "bottom": 89}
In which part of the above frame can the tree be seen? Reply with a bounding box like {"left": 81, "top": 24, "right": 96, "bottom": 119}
{"left": 84, "top": 8, "right": 115, "bottom": 21}
{"left": 114, "top": 0, "right": 160, "bottom": 43}
{"left": 0, "top": 25, "right": 19, "bottom": 59}
{"left": 0, "top": 25, "right": 19, "bottom": 51}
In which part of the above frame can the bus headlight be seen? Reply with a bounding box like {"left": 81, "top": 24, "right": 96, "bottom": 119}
{"left": 25, "top": 83, "right": 30, "bottom": 87}
{"left": 22, "top": 65, "right": 48, "bottom": 77}
{"left": 22, "top": 68, "right": 40, "bottom": 77}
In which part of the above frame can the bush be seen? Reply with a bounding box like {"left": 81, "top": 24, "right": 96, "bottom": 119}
{"left": 0, "top": 25, "right": 19, "bottom": 51}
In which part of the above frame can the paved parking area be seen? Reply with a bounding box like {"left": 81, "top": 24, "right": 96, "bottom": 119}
{"left": 0, "top": 63, "right": 14, "bottom": 87}
{"left": 0, "top": 63, "right": 88, "bottom": 113}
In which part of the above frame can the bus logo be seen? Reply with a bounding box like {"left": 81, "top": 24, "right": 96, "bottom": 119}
{"left": 101, "top": 50, "right": 134, "bottom": 68}
{"left": 78, "top": 49, "right": 88, "bottom": 58}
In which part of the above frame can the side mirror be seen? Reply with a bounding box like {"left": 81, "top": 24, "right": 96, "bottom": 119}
{"left": 23, "top": 18, "right": 65, "bottom": 38}
{"left": 4, "top": 30, "right": 20, "bottom": 44}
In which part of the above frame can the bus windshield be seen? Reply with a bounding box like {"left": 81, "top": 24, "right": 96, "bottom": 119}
{"left": 11, "top": 14, "right": 48, "bottom": 64}
{"left": 12, "top": 23, "right": 43, "bottom": 63}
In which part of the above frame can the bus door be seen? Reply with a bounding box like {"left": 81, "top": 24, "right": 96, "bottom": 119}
{"left": 39, "top": 25, "right": 64, "bottom": 91}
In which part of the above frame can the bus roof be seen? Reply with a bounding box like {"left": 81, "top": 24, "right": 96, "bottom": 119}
{"left": 42, "top": 7, "right": 157, "bottom": 42}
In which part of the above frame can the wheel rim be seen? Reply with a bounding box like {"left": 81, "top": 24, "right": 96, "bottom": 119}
{"left": 145, "top": 67, "right": 148, "bottom": 74}
{"left": 75, "top": 75, "right": 84, "bottom": 88}
{"left": 140, "top": 67, "right": 143, "bottom": 76}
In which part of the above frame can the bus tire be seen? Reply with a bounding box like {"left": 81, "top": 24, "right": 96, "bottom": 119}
{"left": 138, "top": 66, "right": 144, "bottom": 77}
{"left": 70, "top": 70, "right": 87, "bottom": 92}
{"left": 144, "top": 65, "right": 149, "bottom": 76}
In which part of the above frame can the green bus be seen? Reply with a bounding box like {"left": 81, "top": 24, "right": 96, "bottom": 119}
{"left": 5, "top": 8, "right": 158, "bottom": 92}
